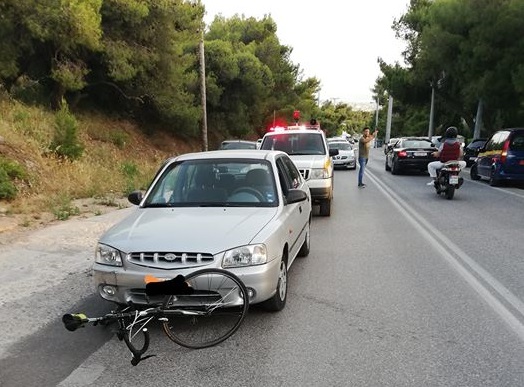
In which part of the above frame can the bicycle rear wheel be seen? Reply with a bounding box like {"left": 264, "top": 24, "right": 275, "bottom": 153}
{"left": 161, "top": 268, "right": 249, "bottom": 349}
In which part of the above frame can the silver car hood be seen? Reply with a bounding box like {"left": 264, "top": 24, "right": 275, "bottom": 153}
{"left": 99, "top": 207, "right": 277, "bottom": 254}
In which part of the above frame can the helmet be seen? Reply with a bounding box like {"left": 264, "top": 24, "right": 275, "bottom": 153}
{"left": 445, "top": 126, "right": 458, "bottom": 138}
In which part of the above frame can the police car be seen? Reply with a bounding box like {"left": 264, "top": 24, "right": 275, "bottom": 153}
{"left": 259, "top": 122, "right": 338, "bottom": 216}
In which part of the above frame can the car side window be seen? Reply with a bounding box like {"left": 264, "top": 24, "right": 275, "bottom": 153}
{"left": 281, "top": 156, "right": 302, "bottom": 189}
{"left": 276, "top": 157, "right": 299, "bottom": 195}
{"left": 485, "top": 136, "right": 495, "bottom": 151}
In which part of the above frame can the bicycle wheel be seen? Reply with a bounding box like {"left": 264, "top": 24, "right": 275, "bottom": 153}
{"left": 161, "top": 268, "right": 249, "bottom": 349}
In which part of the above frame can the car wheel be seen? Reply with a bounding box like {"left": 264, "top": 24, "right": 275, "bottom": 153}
{"left": 470, "top": 164, "right": 481, "bottom": 180}
{"left": 489, "top": 169, "right": 500, "bottom": 187}
{"left": 319, "top": 198, "right": 331, "bottom": 216}
{"left": 297, "top": 217, "right": 311, "bottom": 257}
{"left": 391, "top": 159, "right": 400, "bottom": 175}
{"left": 385, "top": 160, "right": 391, "bottom": 171}
{"left": 262, "top": 257, "right": 288, "bottom": 312}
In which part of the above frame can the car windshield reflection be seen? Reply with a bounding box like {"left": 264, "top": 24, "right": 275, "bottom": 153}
{"left": 144, "top": 159, "right": 278, "bottom": 207}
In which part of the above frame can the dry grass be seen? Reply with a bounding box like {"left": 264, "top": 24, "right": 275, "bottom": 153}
{"left": 0, "top": 96, "right": 201, "bottom": 229}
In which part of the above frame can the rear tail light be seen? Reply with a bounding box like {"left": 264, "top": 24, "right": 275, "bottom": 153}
{"left": 398, "top": 150, "right": 407, "bottom": 158}
{"left": 500, "top": 139, "right": 510, "bottom": 163}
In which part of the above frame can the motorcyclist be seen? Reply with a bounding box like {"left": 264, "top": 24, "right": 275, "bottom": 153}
{"left": 427, "top": 126, "right": 466, "bottom": 185}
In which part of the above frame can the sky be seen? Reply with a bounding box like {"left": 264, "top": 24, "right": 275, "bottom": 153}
{"left": 201, "top": 0, "right": 410, "bottom": 106}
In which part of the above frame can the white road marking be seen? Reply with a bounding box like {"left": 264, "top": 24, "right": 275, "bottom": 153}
{"left": 367, "top": 170, "right": 524, "bottom": 342}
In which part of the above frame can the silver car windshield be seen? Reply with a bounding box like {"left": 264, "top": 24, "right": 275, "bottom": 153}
{"left": 329, "top": 142, "right": 352, "bottom": 151}
{"left": 144, "top": 159, "right": 278, "bottom": 207}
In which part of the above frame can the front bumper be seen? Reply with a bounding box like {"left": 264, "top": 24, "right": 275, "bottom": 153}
{"left": 93, "top": 257, "right": 282, "bottom": 306}
{"left": 333, "top": 158, "right": 356, "bottom": 169}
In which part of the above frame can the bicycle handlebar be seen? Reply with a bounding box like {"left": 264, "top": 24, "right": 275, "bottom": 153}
{"left": 62, "top": 313, "right": 89, "bottom": 331}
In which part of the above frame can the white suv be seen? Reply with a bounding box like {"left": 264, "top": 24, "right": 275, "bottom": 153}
{"left": 260, "top": 126, "right": 338, "bottom": 216}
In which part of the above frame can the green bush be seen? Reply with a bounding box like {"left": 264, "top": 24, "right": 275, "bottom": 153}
{"left": 121, "top": 161, "right": 139, "bottom": 194}
{"left": 0, "top": 157, "right": 26, "bottom": 200}
{"left": 49, "top": 194, "right": 80, "bottom": 220}
{"left": 50, "top": 103, "right": 84, "bottom": 160}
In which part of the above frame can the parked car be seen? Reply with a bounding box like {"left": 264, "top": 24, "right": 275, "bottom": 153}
{"left": 470, "top": 128, "right": 524, "bottom": 186}
{"left": 219, "top": 140, "right": 257, "bottom": 150}
{"left": 93, "top": 150, "right": 312, "bottom": 312}
{"left": 260, "top": 126, "right": 338, "bottom": 216}
{"left": 385, "top": 137, "right": 437, "bottom": 174}
{"left": 463, "top": 138, "right": 487, "bottom": 167}
{"left": 328, "top": 140, "right": 356, "bottom": 170}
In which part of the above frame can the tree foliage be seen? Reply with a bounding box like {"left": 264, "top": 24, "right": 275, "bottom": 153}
{"left": 378, "top": 0, "right": 524, "bottom": 138}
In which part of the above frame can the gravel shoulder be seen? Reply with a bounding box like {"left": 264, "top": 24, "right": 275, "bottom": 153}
{"left": 0, "top": 204, "right": 135, "bottom": 358}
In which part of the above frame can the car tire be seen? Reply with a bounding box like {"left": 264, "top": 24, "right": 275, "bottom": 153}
{"left": 391, "top": 159, "right": 400, "bottom": 175}
{"left": 319, "top": 198, "right": 331, "bottom": 216}
{"left": 489, "top": 169, "right": 500, "bottom": 187}
{"left": 262, "top": 256, "right": 288, "bottom": 312}
{"left": 470, "top": 164, "right": 481, "bottom": 180}
{"left": 297, "top": 217, "right": 311, "bottom": 257}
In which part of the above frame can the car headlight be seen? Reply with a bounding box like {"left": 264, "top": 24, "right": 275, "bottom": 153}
{"left": 95, "top": 243, "right": 123, "bottom": 266}
{"left": 310, "top": 168, "right": 329, "bottom": 179}
{"left": 222, "top": 244, "right": 267, "bottom": 268}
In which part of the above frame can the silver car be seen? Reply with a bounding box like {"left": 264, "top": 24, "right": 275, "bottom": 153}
{"left": 93, "top": 150, "right": 312, "bottom": 311}
{"left": 328, "top": 140, "right": 356, "bottom": 170}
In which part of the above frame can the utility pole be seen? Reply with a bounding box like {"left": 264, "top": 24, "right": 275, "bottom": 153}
{"left": 198, "top": 28, "right": 208, "bottom": 151}
{"left": 473, "top": 98, "right": 483, "bottom": 139}
{"left": 428, "top": 85, "right": 435, "bottom": 139}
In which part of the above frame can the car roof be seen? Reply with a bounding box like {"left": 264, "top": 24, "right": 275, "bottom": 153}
{"left": 263, "top": 128, "right": 325, "bottom": 137}
{"left": 221, "top": 139, "right": 256, "bottom": 144}
{"left": 172, "top": 149, "right": 283, "bottom": 162}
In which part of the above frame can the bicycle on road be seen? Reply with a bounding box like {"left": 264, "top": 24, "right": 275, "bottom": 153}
{"left": 62, "top": 268, "right": 249, "bottom": 366}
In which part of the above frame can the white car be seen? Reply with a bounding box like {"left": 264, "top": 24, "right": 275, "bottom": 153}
{"left": 260, "top": 126, "right": 338, "bottom": 216}
{"left": 328, "top": 140, "right": 356, "bottom": 170}
{"left": 93, "top": 150, "right": 312, "bottom": 312}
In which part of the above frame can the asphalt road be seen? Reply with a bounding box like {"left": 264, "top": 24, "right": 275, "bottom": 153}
{"left": 1, "top": 148, "right": 523, "bottom": 386}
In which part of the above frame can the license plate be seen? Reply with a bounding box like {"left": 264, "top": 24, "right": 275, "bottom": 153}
{"left": 449, "top": 175, "right": 459, "bottom": 184}
{"left": 414, "top": 152, "right": 426, "bottom": 157}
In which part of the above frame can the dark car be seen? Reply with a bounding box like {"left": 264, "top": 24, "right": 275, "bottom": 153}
{"left": 463, "top": 138, "right": 487, "bottom": 167}
{"left": 385, "top": 137, "right": 437, "bottom": 175}
{"left": 470, "top": 128, "right": 524, "bottom": 186}
{"left": 219, "top": 140, "right": 257, "bottom": 150}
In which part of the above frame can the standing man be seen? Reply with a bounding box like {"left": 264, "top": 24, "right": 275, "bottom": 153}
{"left": 358, "top": 127, "right": 378, "bottom": 188}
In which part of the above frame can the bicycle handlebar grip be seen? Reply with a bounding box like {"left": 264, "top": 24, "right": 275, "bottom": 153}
{"left": 62, "top": 313, "right": 88, "bottom": 331}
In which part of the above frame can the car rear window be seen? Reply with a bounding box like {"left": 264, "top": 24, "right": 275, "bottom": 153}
{"left": 402, "top": 140, "right": 433, "bottom": 148}
{"left": 261, "top": 133, "right": 326, "bottom": 155}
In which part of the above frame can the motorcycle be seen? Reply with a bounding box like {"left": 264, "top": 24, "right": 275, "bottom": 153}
{"left": 434, "top": 160, "right": 464, "bottom": 200}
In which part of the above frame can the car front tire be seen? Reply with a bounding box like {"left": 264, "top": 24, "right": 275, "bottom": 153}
{"left": 263, "top": 257, "right": 288, "bottom": 312}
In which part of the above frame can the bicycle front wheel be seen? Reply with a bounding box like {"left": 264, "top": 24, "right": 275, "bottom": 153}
{"left": 161, "top": 268, "right": 249, "bottom": 349}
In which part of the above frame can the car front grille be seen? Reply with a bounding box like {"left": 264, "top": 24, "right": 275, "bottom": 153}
{"left": 128, "top": 251, "right": 214, "bottom": 269}
{"left": 298, "top": 169, "right": 310, "bottom": 180}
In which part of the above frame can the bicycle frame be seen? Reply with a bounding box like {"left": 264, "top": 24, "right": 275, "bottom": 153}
{"left": 63, "top": 268, "right": 249, "bottom": 366}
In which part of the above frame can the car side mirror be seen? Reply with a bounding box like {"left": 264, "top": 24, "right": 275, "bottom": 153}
{"left": 128, "top": 190, "right": 143, "bottom": 205}
{"left": 286, "top": 189, "right": 308, "bottom": 204}
{"left": 329, "top": 148, "right": 339, "bottom": 156}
